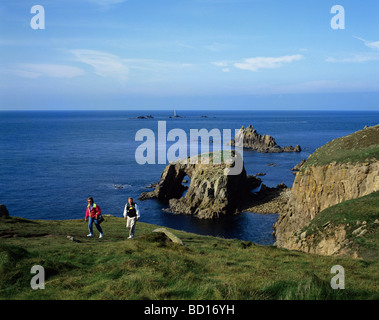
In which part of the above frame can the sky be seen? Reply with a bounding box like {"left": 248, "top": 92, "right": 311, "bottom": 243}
{"left": 1, "top": 0, "right": 379, "bottom": 110}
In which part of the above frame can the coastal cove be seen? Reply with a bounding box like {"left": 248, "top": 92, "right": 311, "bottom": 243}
{"left": 1, "top": 110, "right": 379, "bottom": 245}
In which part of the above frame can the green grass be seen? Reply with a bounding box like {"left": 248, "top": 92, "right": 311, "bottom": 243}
{"left": 299, "top": 191, "right": 379, "bottom": 260}
{"left": 0, "top": 215, "right": 378, "bottom": 300}
{"left": 302, "top": 124, "right": 379, "bottom": 168}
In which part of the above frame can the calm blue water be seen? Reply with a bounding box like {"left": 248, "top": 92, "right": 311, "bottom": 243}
{"left": 1, "top": 110, "right": 378, "bottom": 244}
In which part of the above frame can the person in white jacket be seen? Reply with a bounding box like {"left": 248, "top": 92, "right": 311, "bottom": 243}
{"left": 123, "top": 197, "right": 140, "bottom": 239}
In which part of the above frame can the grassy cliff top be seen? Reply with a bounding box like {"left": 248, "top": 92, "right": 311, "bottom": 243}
{"left": 0, "top": 215, "right": 378, "bottom": 300}
{"left": 300, "top": 191, "right": 379, "bottom": 260}
{"left": 304, "top": 124, "right": 379, "bottom": 168}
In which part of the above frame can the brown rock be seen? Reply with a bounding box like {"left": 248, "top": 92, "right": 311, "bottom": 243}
{"left": 230, "top": 124, "right": 301, "bottom": 153}
{"left": 274, "top": 161, "right": 379, "bottom": 249}
{"left": 274, "top": 124, "right": 379, "bottom": 254}
{"left": 290, "top": 159, "right": 306, "bottom": 171}
{"left": 140, "top": 151, "right": 261, "bottom": 219}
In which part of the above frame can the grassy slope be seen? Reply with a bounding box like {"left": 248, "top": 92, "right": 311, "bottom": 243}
{"left": 1, "top": 215, "right": 378, "bottom": 300}
{"left": 303, "top": 124, "right": 379, "bottom": 168}
{"left": 300, "top": 191, "right": 379, "bottom": 261}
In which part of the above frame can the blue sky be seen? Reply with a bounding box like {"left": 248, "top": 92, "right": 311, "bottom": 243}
{"left": 1, "top": 0, "right": 379, "bottom": 110}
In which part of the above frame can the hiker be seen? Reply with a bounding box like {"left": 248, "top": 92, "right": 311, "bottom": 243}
{"left": 85, "top": 197, "right": 104, "bottom": 238}
{"left": 123, "top": 197, "right": 140, "bottom": 239}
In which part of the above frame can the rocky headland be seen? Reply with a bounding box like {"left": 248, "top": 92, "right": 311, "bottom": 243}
{"left": 274, "top": 124, "right": 379, "bottom": 257}
{"left": 230, "top": 124, "right": 301, "bottom": 153}
{"left": 139, "top": 151, "right": 285, "bottom": 219}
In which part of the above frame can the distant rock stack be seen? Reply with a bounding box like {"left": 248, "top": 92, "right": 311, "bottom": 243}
{"left": 0, "top": 204, "right": 9, "bottom": 217}
{"left": 230, "top": 124, "right": 301, "bottom": 153}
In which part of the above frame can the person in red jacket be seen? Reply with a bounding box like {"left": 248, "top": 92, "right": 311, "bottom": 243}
{"left": 85, "top": 197, "right": 104, "bottom": 238}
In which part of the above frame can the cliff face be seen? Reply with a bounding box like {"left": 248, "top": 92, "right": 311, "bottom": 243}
{"left": 274, "top": 162, "right": 379, "bottom": 249}
{"left": 274, "top": 124, "right": 379, "bottom": 253}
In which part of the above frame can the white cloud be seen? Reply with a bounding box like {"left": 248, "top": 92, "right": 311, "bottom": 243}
{"left": 326, "top": 37, "right": 379, "bottom": 63}
{"left": 11, "top": 64, "right": 84, "bottom": 78}
{"left": 212, "top": 61, "right": 231, "bottom": 72}
{"left": 212, "top": 55, "right": 303, "bottom": 73}
{"left": 70, "top": 49, "right": 129, "bottom": 79}
{"left": 354, "top": 36, "right": 379, "bottom": 51}
{"left": 326, "top": 54, "right": 379, "bottom": 63}
{"left": 366, "top": 41, "right": 379, "bottom": 51}
{"left": 233, "top": 55, "right": 304, "bottom": 72}
{"left": 212, "top": 61, "right": 229, "bottom": 67}
{"left": 9, "top": 69, "right": 41, "bottom": 79}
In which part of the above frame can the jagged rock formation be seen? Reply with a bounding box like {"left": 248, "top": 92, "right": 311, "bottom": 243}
{"left": 230, "top": 124, "right": 301, "bottom": 153}
{"left": 274, "top": 124, "right": 379, "bottom": 254}
{"left": 140, "top": 151, "right": 262, "bottom": 219}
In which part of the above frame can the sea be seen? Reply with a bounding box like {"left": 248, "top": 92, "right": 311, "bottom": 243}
{"left": 1, "top": 110, "right": 378, "bottom": 245}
